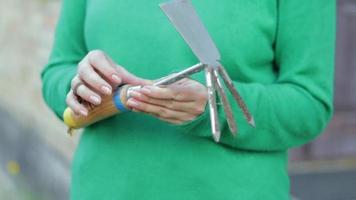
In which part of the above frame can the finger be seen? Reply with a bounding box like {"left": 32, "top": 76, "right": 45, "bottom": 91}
{"left": 75, "top": 84, "right": 102, "bottom": 105}
{"left": 115, "top": 65, "right": 153, "bottom": 86}
{"left": 66, "top": 90, "right": 88, "bottom": 116}
{"left": 71, "top": 76, "right": 82, "bottom": 92}
{"left": 101, "top": 53, "right": 152, "bottom": 85}
{"left": 126, "top": 98, "right": 195, "bottom": 121}
{"left": 129, "top": 91, "right": 201, "bottom": 114}
{"left": 101, "top": 53, "right": 151, "bottom": 85}
{"left": 132, "top": 108, "right": 188, "bottom": 125}
{"left": 140, "top": 84, "right": 206, "bottom": 102}
{"left": 139, "top": 85, "right": 176, "bottom": 100}
{"left": 159, "top": 118, "right": 184, "bottom": 125}
{"left": 131, "top": 107, "right": 183, "bottom": 124}
{"left": 78, "top": 59, "right": 113, "bottom": 95}
{"left": 87, "top": 50, "right": 122, "bottom": 87}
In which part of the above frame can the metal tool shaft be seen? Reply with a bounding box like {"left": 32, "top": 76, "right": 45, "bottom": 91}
{"left": 212, "top": 68, "right": 237, "bottom": 135}
{"left": 127, "top": 63, "right": 204, "bottom": 98}
{"left": 205, "top": 66, "right": 221, "bottom": 142}
{"left": 153, "top": 63, "right": 204, "bottom": 86}
{"left": 218, "top": 66, "right": 255, "bottom": 127}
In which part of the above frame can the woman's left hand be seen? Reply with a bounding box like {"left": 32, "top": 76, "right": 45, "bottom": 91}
{"left": 127, "top": 79, "right": 208, "bottom": 124}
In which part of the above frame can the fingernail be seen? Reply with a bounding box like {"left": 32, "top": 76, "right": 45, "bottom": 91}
{"left": 80, "top": 109, "right": 88, "bottom": 116}
{"left": 112, "top": 74, "right": 121, "bottom": 83}
{"left": 101, "top": 86, "right": 112, "bottom": 95}
{"left": 127, "top": 99, "right": 139, "bottom": 107}
{"left": 90, "top": 95, "right": 101, "bottom": 104}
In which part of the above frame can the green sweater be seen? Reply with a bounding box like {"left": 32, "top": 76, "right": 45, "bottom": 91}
{"left": 41, "top": 0, "right": 335, "bottom": 199}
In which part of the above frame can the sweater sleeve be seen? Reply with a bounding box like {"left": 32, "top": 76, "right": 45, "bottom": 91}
{"left": 174, "top": 0, "right": 336, "bottom": 151}
{"left": 41, "top": 0, "right": 87, "bottom": 119}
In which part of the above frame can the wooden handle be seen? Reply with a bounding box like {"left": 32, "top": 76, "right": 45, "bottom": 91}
{"left": 63, "top": 85, "right": 131, "bottom": 129}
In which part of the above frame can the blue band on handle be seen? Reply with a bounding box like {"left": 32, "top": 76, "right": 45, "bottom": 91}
{"left": 113, "top": 88, "right": 129, "bottom": 112}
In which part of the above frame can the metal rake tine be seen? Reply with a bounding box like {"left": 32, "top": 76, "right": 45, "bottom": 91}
{"left": 212, "top": 68, "right": 237, "bottom": 135}
{"left": 153, "top": 63, "right": 204, "bottom": 86}
{"left": 205, "top": 66, "right": 221, "bottom": 142}
{"left": 218, "top": 66, "right": 255, "bottom": 127}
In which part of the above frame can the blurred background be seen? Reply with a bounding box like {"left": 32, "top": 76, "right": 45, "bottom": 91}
{"left": 0, "top": 0, "right": 355, "bottom": 199}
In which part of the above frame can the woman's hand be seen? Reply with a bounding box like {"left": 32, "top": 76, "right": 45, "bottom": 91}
{"left": 127, "top": 79, "right": 208, "bottom": 124}
{"left": 66, "top": 50, "right": 149, "bottom": 116}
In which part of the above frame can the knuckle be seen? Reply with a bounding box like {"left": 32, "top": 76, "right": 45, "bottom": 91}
{"left": 114, "top": 65, "right": 126, "bottom": 74}
{"left": 66, "top": 93, "right": 74, "bottom": 105}
{"left": 77, "top": 86, "right": 94, "bottom": 100}
{"left": 158, "top": 108, "right": 169, "bottom": 118}
{"left": 66, "top": 90, "right": 72, "bottom": 98}
{"left": 156, "top": 113, "right": 163, "bottom": 118}
{"left": 71, "top": 78, "right": 76, "bottom": 88}
{"left": 78, "top": 66, "right": 87, "bottom": 78}
{"left": 65, "top": 95, "right": 71, "bottom": 104}
{"left": 138, "top": 102, "right": 147, "bottom": 110}
{"left": 155, "top": 108, "right": 164, "bottom": 118}
{"left": 78, "top": 59, "right": 86, "bottom": 68}
{"left": 71, "top": 77, "right": 79, "bottom": 88}
{"left": 88, "top": 50, "right": 105, "bottom": 63}
{"left": 197, "top": 91, "right": 207, "bottom": 100}
{"left": 194, "top": 106, "right": 205, "bottom": 115}
{"left": 78, "top": 59, "right": 87, "bottom": 69}
{"left": 86, "top": 73, "right": 100, "bottom": 86}
{"left": 167, "top": 101, "right": 175, "bottom": 110}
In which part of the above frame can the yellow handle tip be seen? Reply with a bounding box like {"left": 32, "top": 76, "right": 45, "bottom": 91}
{"left": 63, "top": 108, "right": 78, "bottom": 129}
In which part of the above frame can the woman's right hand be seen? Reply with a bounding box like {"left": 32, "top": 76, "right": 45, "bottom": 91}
{"left": 66, "top": 50, "right": 149, "bottom": 116}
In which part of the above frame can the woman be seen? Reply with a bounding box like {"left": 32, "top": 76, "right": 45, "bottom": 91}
{"left": 41, "top": 0, "right": 335, "bottom": 199}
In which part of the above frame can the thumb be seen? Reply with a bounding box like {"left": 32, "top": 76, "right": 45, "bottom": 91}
{"left": 104, "top": 54, "right": 153, "bottom": 86}
{"left": 116, "top": 65, "right": 153, "bottom": 86}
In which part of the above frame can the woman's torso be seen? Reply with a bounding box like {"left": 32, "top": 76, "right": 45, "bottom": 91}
{"left": 71, "top": 0, "right": 290, "bottom": 199}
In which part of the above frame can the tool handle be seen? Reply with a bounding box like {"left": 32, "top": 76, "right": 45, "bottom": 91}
{"left": 63, "top": 85, "right": 131, "bottom": 129}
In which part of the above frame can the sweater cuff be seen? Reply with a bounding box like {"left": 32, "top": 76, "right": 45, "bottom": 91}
{"left": 41, "top": 65, "right": 77, "bottom": 120}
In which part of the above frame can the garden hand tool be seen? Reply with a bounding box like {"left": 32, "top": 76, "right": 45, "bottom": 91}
{"left": 160, "top": 0, "right": 255, "bottom": 142}
{"left": 63, "top": 0, "right": 255, "bottom": 142}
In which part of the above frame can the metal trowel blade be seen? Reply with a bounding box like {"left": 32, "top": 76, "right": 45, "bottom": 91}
{"left": 160, "top": 0, "right": 221, "bottom": 67}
